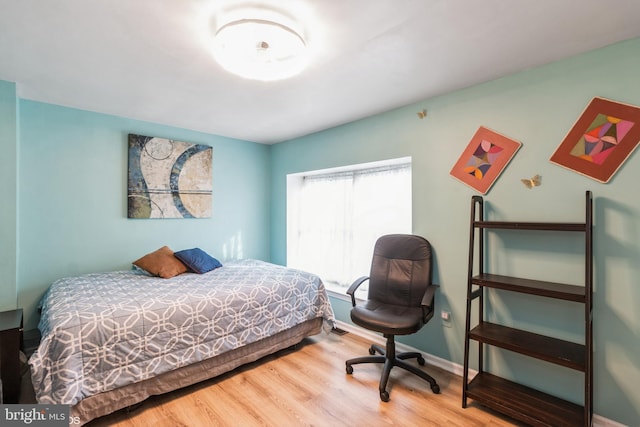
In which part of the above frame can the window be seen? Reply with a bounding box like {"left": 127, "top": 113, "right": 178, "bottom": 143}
{"left": 287, "top": 158, "right": 412, "bottom": 298}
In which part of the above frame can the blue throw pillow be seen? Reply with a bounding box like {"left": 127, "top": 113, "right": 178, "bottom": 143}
{"left": 174, "top": 248, "right": 222, "bottom": 274}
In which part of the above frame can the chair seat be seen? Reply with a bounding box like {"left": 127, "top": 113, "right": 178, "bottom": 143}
{"left": 351, "top": 300, "right": 424, "bottom": 335}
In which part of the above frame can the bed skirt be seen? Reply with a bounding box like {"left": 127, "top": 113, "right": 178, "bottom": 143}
{"left": 72, "top": 317, "right": 323, "bottom": 425}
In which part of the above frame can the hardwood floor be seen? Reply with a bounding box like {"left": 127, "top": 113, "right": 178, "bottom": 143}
{"left": 79, "top": 331, "right": 522, "bottom": 427}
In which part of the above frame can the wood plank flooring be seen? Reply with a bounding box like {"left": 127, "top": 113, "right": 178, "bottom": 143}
{"left": 79, "top": 331, "right": 522, "bottom": 426}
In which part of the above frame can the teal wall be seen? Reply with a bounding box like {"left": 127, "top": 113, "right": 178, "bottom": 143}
{"left": 0, "top": 81, "right": 18, "bottom": 311}
{"left": 12, "top": 100, "right": 271, "bottom": 330}
{"left": 270, "top": 38, "right": 640, "bottom": 425}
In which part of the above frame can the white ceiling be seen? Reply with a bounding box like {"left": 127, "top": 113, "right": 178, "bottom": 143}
{"left": 2, "top": 0, "right": 640, "bottom": 144}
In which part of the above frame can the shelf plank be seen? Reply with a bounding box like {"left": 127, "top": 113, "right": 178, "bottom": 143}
{"left": 469, "top": 322, "right": 586, "bottom": 371}
{"left": 474, "top": 221, "right": 587, "bottom": 231}
{"left": 466, "top": 372, "right": 585, "bottom": 427}
{"left": 472, "top": 274, "right": 586, "bottom": 302}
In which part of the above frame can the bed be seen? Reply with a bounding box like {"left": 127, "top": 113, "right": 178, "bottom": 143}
{"left": 29, "top": 259, "right": 335, "bottom": 425}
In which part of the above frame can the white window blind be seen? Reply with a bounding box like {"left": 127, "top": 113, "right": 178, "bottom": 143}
{"left": 287, "top": 159, "right": 412, "bottom": 295}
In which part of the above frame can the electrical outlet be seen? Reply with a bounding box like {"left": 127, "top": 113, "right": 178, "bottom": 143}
{"left": 441, "top": 310, "right": 452, "bottom": 328}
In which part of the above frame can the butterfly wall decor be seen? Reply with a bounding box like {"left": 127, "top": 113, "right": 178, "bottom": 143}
{"left": 521, "top": 174, "right": 542, "bottom": 189}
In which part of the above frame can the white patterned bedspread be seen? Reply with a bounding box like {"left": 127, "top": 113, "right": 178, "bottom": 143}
{"left": 29, "top": 259, "right": 335, "bottom": 406}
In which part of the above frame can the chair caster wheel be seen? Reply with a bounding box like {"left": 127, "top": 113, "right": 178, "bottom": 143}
{"left": 368, "top": 346, "right": 376, "bottom": 355}
{"left": 417, "top": 356, "right": 425, "bottom": 366}
{"left": 346, "top": 364, "right": 353, "bottom": 375}
{"left": 431, "top": 384, "right": 440, "bottom": 394}
{"left": 380, "top": 391, "right": 390, "bottom": 402}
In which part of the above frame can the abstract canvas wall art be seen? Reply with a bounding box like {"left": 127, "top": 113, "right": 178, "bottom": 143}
{"left": 128, "top": 134, "right": 213, "bottom": 218}
{"left": 450, "top": 126, "right": 521, "bottom": 194}
{"left": 550, "top": 97, "right": 640, "bottom": 183}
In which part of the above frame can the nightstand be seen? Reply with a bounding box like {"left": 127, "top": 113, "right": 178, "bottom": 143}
{"left": 0, "top": 308, "right": 23, "bottom": 403}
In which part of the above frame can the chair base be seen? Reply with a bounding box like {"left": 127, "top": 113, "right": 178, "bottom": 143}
{"left": 345, "top": 335, "right": 440, "bottom": 401}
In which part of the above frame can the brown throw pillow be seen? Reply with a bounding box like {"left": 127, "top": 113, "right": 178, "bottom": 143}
{"left": 133, "top": 246, "right": 188, "bottom": 278}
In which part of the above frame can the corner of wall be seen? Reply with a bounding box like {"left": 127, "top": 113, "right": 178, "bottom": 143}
{"left": 0, "top": 80, "right": 18, "bottom": 311}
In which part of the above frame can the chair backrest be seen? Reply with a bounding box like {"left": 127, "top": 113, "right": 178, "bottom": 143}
{"left": 367, "top": 234, "right": 432, "bottom": 307}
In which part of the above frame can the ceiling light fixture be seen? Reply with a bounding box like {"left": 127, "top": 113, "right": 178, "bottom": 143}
{"left": 212, "top": 7, "right": 308, "bottom": 81}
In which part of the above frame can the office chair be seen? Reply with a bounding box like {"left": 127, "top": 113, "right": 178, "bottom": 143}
{"left": 345, "top": 234, "right": 440, "bottom": 402}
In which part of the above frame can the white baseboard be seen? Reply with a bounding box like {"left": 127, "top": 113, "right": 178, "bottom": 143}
{"left": 592, "top": 416, "right": 628, "bottom": 427}
{"left": 334, "top": 320, "right": 625, "bottom": 427}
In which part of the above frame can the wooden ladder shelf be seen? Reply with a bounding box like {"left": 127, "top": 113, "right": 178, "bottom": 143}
{"left": 462, "top": 191, "right": 593, "bottom": 427}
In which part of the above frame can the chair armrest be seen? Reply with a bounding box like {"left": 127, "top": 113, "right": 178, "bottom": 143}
{"left": 420, "top": 284, "right": 438, "bottom": 312}
{"left": 346, "top": 276, "right": 369, "bottom": 307}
